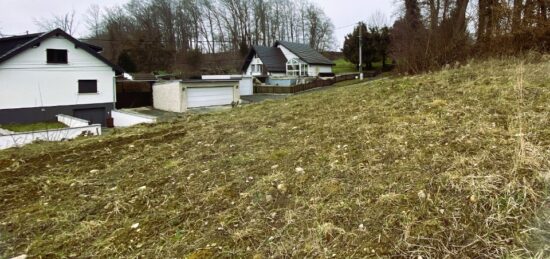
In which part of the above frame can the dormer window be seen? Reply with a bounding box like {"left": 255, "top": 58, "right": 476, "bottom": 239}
{"left": 47, "top": 49, "right": 68, "bottom": 64}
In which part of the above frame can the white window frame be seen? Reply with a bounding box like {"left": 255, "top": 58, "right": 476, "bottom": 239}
{"left": 286, "top": 58, "right": 308, "bottom": 76}
{"left": 250, "top": 63, "right": 263, "bottom": 74}
{"left": 255, "top": 64, "right": 262, "bottom": 73}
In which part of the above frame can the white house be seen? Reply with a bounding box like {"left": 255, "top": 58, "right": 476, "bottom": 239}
{"left": 242, "top": 41, "right": 335, "bottom": 83}
{"left": 0, "top": 28, "right": 124, "bottom": 126}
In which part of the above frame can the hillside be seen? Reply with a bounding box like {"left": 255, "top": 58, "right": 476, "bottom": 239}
{"left": 1, "top": 56, "right": 549, "bottom": 258}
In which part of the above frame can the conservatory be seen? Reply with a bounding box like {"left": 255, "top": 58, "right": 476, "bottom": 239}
{"left": 286, "top": 58, "right": 309, "bottom": 77}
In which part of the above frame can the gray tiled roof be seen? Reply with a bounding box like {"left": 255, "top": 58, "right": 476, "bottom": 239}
{"left": 242, "top": 46, "right": 287, "bottom": 73}
{"left": 241, "top": 41, "right": 334, "bottom": 73}
{"left": 275, "top": 41, "right": 335, "bottom": 66}
{"left": 0, "top": 33, "right": 43, "bottom": 58}
{"left": 254, "top": 46, "right": 288, "bottom": 72}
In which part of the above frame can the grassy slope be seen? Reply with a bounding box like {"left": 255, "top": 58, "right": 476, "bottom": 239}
{"left": 1, "top": 122, "right": 66, "bottom": 132}
{"left": 1, "top": 57, "right": 549, "bottom": 258}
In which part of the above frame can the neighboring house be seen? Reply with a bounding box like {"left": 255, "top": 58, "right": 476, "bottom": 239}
{"left": 242, "top": 41, "right": 335, "bottom": 80}
{"left": 0, "top": 28, "right": 124, "bottom": 126}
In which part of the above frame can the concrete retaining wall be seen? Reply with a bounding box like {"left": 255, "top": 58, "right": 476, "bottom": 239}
{"left": 57, "top": 114, "right": 90, "bottom": 127}
{"left": 112, "top": 110, "right": 157, "bottom": 127}
{"left": 0, "top": 125, "right": 102, "bottom": 150}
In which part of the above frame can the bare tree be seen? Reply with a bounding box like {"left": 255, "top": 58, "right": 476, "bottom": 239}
{"left": 91, "top": 0, "right": 335, "bottom": 72}
{"left": 85, "top": 5, "right": 102, "bottom": 38}
{"left": 368, "top": 10, "right": 390, "bottom": 28}
{"left": 34, "top": 9, "right": 79, "bottom": 35}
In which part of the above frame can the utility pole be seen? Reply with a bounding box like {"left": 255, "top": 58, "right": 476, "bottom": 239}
{"left": 358, "top": 22, "right": 363, "bottom": 80}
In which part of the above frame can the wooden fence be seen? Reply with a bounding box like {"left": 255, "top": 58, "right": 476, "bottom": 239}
{"left": 254, "top": 73, "right": 368, "bottom": 94}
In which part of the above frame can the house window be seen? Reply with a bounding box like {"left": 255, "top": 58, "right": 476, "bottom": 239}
{"left": 47, "top": 49, "right": 68, "bottom": 64}
{"left": 78, "top": 80, "right": 98, "bottom": 94}
{"left": 251, "top": 64, "right": 262, "bottom": 73}
{"left": 300, "top": 64, "right": 309, "bottom": 76}
{"left": 286, "top": 58, "right": 308, "bottom": 76}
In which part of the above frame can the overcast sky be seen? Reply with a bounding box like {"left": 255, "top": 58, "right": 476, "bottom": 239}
{"left": 0, "top": 0, "right": 398, "bottom": 49}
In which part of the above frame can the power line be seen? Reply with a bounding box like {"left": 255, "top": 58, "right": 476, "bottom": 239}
{"left": 80, "top": 38, "right": 236, "bottom": 44}
{"left": 334, "top": 23, "right": 358, "bottom": 31}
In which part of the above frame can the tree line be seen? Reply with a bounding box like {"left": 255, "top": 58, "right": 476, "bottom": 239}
{"left": 342, "top": 23, "right": 391, "bottom": 70}
{"left": 77, "top": 0, "right": 335, "bottom": 73}
{"left": 31, "top": 0, "right": 547, "bottom": 75}
{"left": 390, "top": 0, "right": 548, "bottom": 73}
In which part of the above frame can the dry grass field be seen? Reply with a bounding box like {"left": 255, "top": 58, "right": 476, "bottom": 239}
{"left": 1, "top": 55, "right": 549, "bottom": 258}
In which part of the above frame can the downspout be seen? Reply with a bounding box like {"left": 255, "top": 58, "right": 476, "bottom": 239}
{"left": 113, "top": 76, "right": 117, "bottom": 111}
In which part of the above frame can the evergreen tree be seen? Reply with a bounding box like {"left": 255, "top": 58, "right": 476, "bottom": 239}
{"left": 342, "top": 23, "right": 376, "bottom": 69}
{"left": 373, "top": 27, "right": 391, "bottom": 68}
{"left": 343, "top": 23, "right": 392, "bottom": 70}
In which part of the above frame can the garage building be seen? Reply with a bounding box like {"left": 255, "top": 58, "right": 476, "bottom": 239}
{"left": 153, "top": 80, "right": 240, "bottom": 113}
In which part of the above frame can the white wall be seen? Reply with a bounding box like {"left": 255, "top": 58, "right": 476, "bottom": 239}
{"left": 202, "top": 75, "right": 242, "bottom": 80}
{"left": 112, "top": 110, "right": 157, "bottom": 127}
{"left": 57, "top": 114, "right": 90, "bottom": 127}
{"left": 245, "top": 56, "right": 264, "bottom": 76}
{"left": 0, "top": 37, "right": 116, "bottom": 109}
{"left": 0, "top": 125, "right": 101, "bottom": 150}
{"left": 153, "top": 81, "right": 185, "bottom": 113}
{"left": 277, "top": 45, "right": 299, "bottom": 60}
{"left": 309, "top": 65, "right": 333, "bottom": 77}
{"left": 239, "top": 77, "right": 254, "bottom": 96}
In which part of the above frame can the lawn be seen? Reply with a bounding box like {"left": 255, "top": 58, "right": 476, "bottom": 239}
{"left": 1, "top": 121, "right": 66, "bottom": 132}
{"left": 0, "top": 56, "right": 549, "bottom": 258}
{"left": 332, "top": 58, "right": 357, "bottom": 74}
{"left": 332, "top": 58, "right": 393, "bottom": 74}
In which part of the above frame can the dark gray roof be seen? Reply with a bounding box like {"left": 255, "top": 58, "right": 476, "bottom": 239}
{"left": 242, "top": 46, "right": 287, "bottom": 73}
{"left": 241, "top": 41, "right": 334, "bottom": 73}
{"left": 0, "top": 29, "right": 123, "bottom": 74}
{"left": 275, "top": 41, "right": 335, "bottom": 66}
{"left": 0, "top": 33, "right": 43, "bottom": 57}
{"left": 81, "top": 42, "right": 103, "bottom": 52}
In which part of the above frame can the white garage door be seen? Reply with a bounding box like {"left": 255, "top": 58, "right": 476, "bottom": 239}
{"left": 239, "top": 78, "right": 254, "bottom": 96}
{"left": 187, "top": 87, "right": 234, "bottom": 108}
